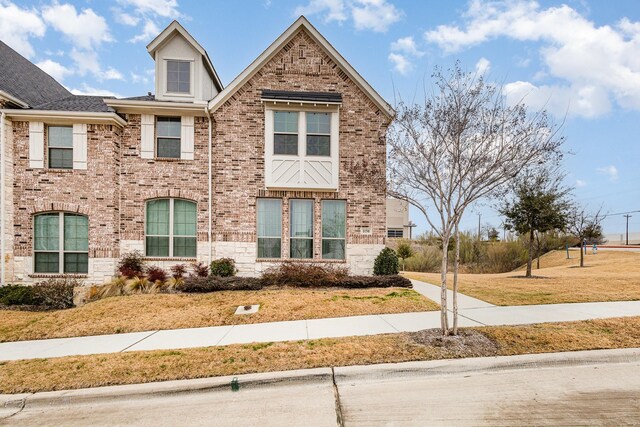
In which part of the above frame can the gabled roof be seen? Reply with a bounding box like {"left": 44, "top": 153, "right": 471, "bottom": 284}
{"left": 0, "top": 40, "right": 71, "bottom": 108}
{"left": 207, "top": 16, "right": 394, "bottom": 118}
{"left": 146, "top": 20, "right": 223, "bottom": 92}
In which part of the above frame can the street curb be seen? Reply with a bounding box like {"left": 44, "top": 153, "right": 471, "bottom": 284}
{"left": 2, "top": 348, "right": 639, "bottom": 413}
{"left": 334, "top": 347, "right": 640, "bottom": 382}
{"left": 0, "top": 368, "right": 333, "bottom": 413}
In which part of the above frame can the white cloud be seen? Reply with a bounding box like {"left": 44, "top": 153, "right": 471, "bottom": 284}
{"left": 113, "top": 10, "right": 139, "bottom": 26}
{"left": 475, "top": 57, "right": 491, "bottom": 75}
{"left": 69, "top": 48, "right": 124, "bottom": 81}
{"left": 295, "top": 0, "right": 401, "bottom": 32}
{"left": 35, "top": 59, "right": 72, "bottom": 81}
{"left": 388, "top": 52, "right": 412, "bottom": 75}
{"left": 576, "top": 179, "right": 587, "bottom": 188}
{"left": 130, "top": 19, "right": 160, "bottom": 43}
{"left": 117, "top": 0, "right": 181, "bottom": 19}
{"left": 0, "top": 1, "right": 46, "bottom": 58}
{"left": 42, "top": 2, "right": 112, "bottom": 50}
{"left": 424, "top": 0, "right": 640, "bottom": 118}
{"left": 69, "top": 83, "right": 122, "bottom": 98}
{"left": 130, "top": 71, "right": 150, "bottom": 84}
{"left": 596, "top": 165, "right": 619, "bottom": 182}
{"left": 352, "top": 0, "right": 402, "bottom": 32}
{"left": 388, "top": 36, "right": 423, "bottom": 75}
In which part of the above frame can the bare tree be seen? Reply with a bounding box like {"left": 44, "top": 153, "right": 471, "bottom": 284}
{"left": 567, "top": 206, "right": 604, "bottom": 267}
{"left": 387, "top": 63, "right": 564, "bottom": 335}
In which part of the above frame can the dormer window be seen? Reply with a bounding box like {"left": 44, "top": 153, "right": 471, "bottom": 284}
{"left": 166, "top": 60, "right": 191, "bottom": 94}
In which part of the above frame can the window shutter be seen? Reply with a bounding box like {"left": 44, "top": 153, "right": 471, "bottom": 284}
{"left": 140, "top": 114, "right": 155, "bottom": 159}
{"left": 180, "top": 115, "right": 194, "bottom": 160}
{"left": 28, "top": 121, "right": 44, "bottom": 168}
{"left": 72, "top": 123, "right": 87, "bottom": 170}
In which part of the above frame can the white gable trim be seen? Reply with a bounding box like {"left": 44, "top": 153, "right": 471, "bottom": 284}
{"left": 207, "top": 16, "right": 394, "bottom": 119}
{"left": 147, "top": 20, "right": 223, "bottom": 92}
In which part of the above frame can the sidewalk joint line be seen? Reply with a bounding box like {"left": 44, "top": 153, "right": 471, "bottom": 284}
{"left": 215, "top": 325, "right": 235, "bottom": 346}
{"left": 377, "top": 314, "right": 400, "bottom": 332}
{"left": 119, "top": 330, "right": 160, "bottom": 353}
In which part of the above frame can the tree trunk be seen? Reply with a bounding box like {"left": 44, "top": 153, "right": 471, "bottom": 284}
{"left": 580, "top": 239, "right": 584, "bottom": 267}
{"left": 452, "top": 223, "right": 460, "bottom": 335}
{"left": 440, "top": 233, "right": 450, "bottom": 336}
{"left": 536, "top": 232, "right": 541, "bottom": 270}
{"left": 526, "top": 229, "right": 534, "bottom": 277}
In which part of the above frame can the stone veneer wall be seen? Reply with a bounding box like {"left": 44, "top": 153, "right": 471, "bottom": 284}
{"left": 2, "top": 118, "right": 14, "bottom": 282}
{"left": 211, "top": 28, "right": 391, "bottom": 269}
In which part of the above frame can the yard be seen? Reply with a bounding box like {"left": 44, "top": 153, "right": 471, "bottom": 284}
{"left": 404, "top": 250, "right": 640, "bottom": 305}
{"left": 0, "top": 287, "right": 438, "bottom": 343}
{"left": 2, "top": 316, "right": 639, "bottom": 393}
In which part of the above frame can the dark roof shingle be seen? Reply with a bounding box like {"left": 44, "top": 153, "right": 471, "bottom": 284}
{"left": 0, "top": 40, "right": 71, "bottom": 107}
{"left": 33, "top": 95, "right": 116, "bottom": 113}
{"left": 261, "top": 90, "right": 342, "bottom": 103}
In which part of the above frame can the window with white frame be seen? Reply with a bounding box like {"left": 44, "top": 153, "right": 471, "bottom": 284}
{"left": 146, "top": 199, "right": 196, "bottom": 257}
{"left": 306, "top": 113, "right": 331, "bottom": 156}
{"left": 322, "top": 200, "right": 346, "bottom": 259}
{"left": 387, "top": 229, "right": 404, "bottom": 238}
{"left": 257, "top": 198, "right": 282, "bottom": 258}
{"left": 290, "top": 199, "right": 314, "bottom": 259}
{"left": 48, "top": 126, "right": 73, "bottom": 169}
{"left": 273, "top": 111, "right": 299, "bottom": 155}
{"left": 167, "top": 60, "right": 191, "bottom": 93}
{"left": 34, "top": 212, "right": 88, "bottom": 274}
{"left": 156, "top": 117, "right": 181, "bottom": 158}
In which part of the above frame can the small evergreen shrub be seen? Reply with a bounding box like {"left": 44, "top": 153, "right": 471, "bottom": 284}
{"left": 178, "top": 276, "right": 263, "bottom": 293}
{"left": 0, "top": 279, "right": 76, "bottom": 309}
{"left": 261, "top": 262, "right": 350, "bottom": 287}
{"left": 373, "top": 248, "right": 399, "bottom": 275}
{"left": 338, "top": 275, "right": 411, "bottom": 288}
{"left": 209, "top": 258, "right": 237, "bottom": 277}
{"left": 0, "top": 284, "right": 37, "bottom": 306}
{"left": 145, "top": 266, "right": 168, "bottom": 283}
{"left": 118, "top": 251, "right": 145, "bottom": 278}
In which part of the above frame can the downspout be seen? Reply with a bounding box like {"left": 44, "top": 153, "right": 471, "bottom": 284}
{"left": 205, "top": 106, "right": 212, "bottom": 265}
{"left": 0, "top": 111, "right": 5, "bottom": 286}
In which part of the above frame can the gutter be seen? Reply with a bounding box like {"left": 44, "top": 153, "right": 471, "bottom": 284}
{"left": 0, "top": 90, "right": 29, "bottom": 109}
{"left": 205, "top": 106, "right": 213, "bottom": 264}
{"left": 0, "top": 111, "right": 5, "bottom": 285}
{"left": 3, "top": 109, "right": 127, "bottom": 127}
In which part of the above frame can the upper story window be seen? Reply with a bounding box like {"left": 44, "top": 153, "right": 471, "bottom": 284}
{"left": 166, "top": 60, "right": 191, "bottom": 94}
{"left": 274, "top": 111, "right": 299, "bottom": 155}
{"left": 34, "top": 212, "right": 88, "bottom": 274}
{"left": 156, "top": 117, "right": 181, "bottom": 158}
{"left": 306, "top": 113, "right": 331, "bottom": 156}
{"left": 48, "top": 126, "right": 73, "bottom": 169}
{"left": 145, "top": 198, "right": 196, "bottom": 258}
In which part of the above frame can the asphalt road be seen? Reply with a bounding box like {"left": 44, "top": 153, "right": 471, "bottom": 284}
{"left": 3, "top": 350, "right": 640, "bottom": 426}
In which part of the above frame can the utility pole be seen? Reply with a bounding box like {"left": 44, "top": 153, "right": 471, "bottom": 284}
{"left": 624, "top": 214, "right": 632, "bottom": 245}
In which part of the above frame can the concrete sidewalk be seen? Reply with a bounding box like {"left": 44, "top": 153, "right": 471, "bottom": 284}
{"left": 2, "top": 279, "right": 640, "bottom": 362}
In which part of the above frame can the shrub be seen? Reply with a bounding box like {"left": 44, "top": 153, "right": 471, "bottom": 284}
{"left": 0, "top": 279, "right": 76, "bottom": 309}
{"left": 145, "top": 266, "right": 167, "bottom": 283}
{"left": 209, "top": 258, "right": 237, "bottom": 277}
{"left": 0, "top": 284, "right": 37, "bottom": 306}
{"left": 261, "top": 262, "right": 350, "bottom": 287}
{"left": 127, "top": 276, "right": 150, "bottom": 293}
{"left": 404, "top": 245, "right": 442, "bottom": 272}
{"left": 191, "top": 261, "right": 209, "bottom": 278}
{"left": 178, "top": 276, "right": 263, "bottom": 293}
{"left": 118, "top": 251, "right": 145, "bottom": 278}
{"left": 31, "top": 279, "right": 76, "bottom": 309}
{"left": 373, "top": 248, "right": 399, "bottom": 275}
{"left": 337, "top": 275, "right": 411, "bottom": 288}
{"left": 170, "top": 264, "right": 187, "bottom": 280}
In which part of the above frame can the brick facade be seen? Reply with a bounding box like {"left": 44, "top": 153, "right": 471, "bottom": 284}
{"left": 3, "top": 26, "right": 391, "bottom": 283}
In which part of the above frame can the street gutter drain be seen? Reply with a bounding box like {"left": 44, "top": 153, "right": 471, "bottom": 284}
{"left": 234, "top": 304, "right": 260, "bottom": 315}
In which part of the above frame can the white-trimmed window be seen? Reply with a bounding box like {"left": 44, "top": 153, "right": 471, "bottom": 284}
{"left": 167, "top": 60, "right": 191, "bottom": 93}
{"left": 306, "top": 113, "right": 331, "bottom": 156}
{"left": 257, "top": 199, "right": 282, "bottom": 258}
{"left": 290, "top": 199, "right": 314, "bottom": 259}
{"left": 322, "top": 200, "right": 346, "bottom": 259}
{"left": 156, "top": 117, "right": 181, "bottom": 158}
{"left": 34, "top": 212, "right": 88, "bottom": 274}
{"left": 387, "top": 229, "right": 404, "bottom": 238}
{"left": 145, "top": 199, "right": 196, "bottom": 257}
{"left": 48, "top": 126, "right": 73, "bottom": 169}
{"left": 273, "top": 111, "right": 299, "bottom": 155}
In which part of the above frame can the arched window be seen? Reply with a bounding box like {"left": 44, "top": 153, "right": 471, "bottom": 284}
{"left": 34, "top": 212, "right": 88, "bottom": 274}
{"left": 146, "top": 199, "right": 197, "bottom": 257}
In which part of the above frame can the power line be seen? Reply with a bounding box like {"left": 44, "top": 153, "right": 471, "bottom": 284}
{"left": 603, "top": 209, "right": 640, "bottom": 218}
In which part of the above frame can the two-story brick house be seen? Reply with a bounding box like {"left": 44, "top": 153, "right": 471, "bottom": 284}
{"left": 0, "top": 17, "right": 394, "bottom": 285}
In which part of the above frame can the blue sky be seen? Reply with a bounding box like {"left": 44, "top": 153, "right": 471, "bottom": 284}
{"left": 2, "top": 0, "right": 639, "bottom": 236}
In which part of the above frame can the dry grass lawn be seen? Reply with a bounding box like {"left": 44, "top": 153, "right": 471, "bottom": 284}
{"left": 0, "top": 287, "right": 438, "bottom": 343}
{"left": 404, "top": 250, "right": 640, "bottom": 305}
{"left": 1, "top": 316, "right": 639, "bottom": 394}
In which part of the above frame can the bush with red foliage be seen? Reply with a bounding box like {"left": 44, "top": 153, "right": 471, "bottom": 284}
{"left": 146, "top": 266, "right": 168, "bottom": 282}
